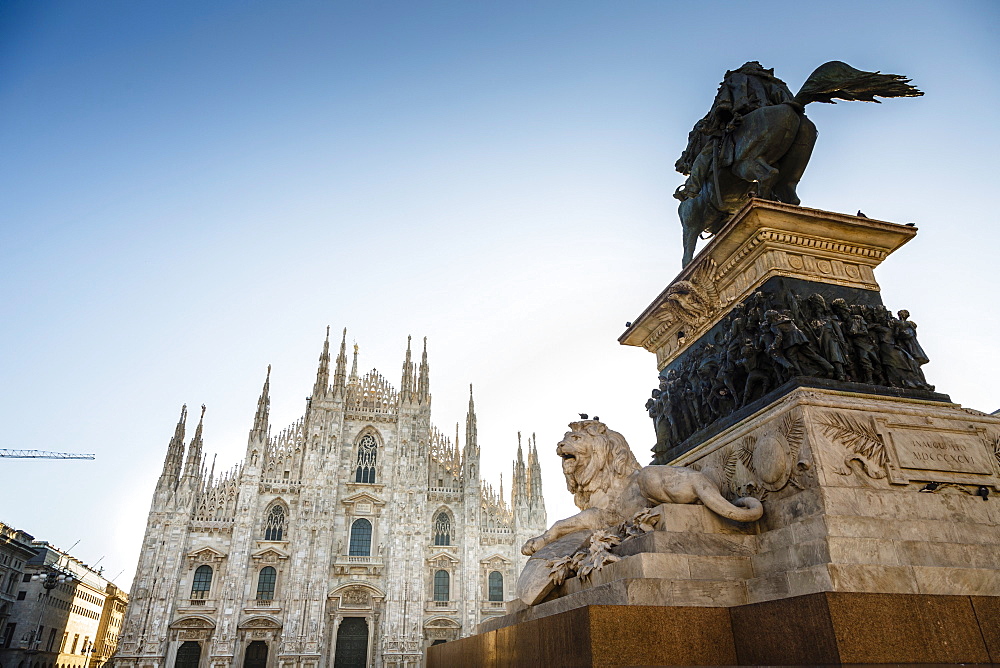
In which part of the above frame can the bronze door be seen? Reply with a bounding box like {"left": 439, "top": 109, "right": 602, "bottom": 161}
{"left": 333, "top": 617, "right": 368, "bottom": 668}
{"left": 174, "top": 641, "right": 201, "bottom": 668}
{"left": 243, "top": 640, "right": 268, "bottom": 668}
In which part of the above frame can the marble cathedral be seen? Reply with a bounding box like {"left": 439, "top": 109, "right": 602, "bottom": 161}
{"left": 113, "top": 329, "right": 546, "bottom": 668}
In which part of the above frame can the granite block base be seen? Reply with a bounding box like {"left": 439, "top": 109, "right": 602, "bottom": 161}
{"left": 427, "top": 592, "right": 1000, "bottom": 667}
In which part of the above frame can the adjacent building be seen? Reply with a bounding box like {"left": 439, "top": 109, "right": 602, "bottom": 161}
{"left": 0, "top": 535, "right": 128, "bottom": 668}
{"left": 0, "top": 523, "right": 37, "bottom": 652}
{"left": 113, "top": 330, "right": 546, "bottom": 668}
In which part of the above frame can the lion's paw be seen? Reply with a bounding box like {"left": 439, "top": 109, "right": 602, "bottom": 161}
{"left": 521, "top": 537, "right": 544, "bottom": 556}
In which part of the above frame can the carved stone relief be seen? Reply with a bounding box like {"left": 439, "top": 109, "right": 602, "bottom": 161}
{"left": 820, "top": 412, "right": 887, "bottom": 479}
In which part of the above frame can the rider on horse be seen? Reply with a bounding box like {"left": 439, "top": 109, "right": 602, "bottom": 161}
{"left": 674, "top": 62, "right": 796, "bottom": 202}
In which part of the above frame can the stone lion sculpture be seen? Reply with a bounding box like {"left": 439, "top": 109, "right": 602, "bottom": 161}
{"left": 521, "top": 419, "right": 763, "bottom": 557}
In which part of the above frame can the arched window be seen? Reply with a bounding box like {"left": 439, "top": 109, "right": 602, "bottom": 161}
{"left": 488, "top": 571, "right": 503, "bottom": 601}
{"left": 349, "top": 518, "right": 372, "bottom": 556}
{"left": 354, "top": 434, "right": 377, "bottom": 483}
{"left": 433, "top": 570, "right": 450, "bottom": 602}
{"left": 191, "top": 565, "right": 212, "bottom": 599}
{"left": 263, "top": 505, "right": 285, "bottom": 541}
{"left": 433, "top": 512, "right": 451, "bottom": 546}
{"left": 256, "top": 567, "right": 276, "bottom": 601}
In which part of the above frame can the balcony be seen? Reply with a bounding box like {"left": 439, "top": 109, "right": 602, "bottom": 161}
{"left": 333, "top": 554, "right": 383, "bottom": 576}
{"left": 177, "top": 597, "right": 215, "bottom": 612}
{"left": 481, "top": 601, "right": 505, "bottom": 615}
{"left": 425, "top": 600, "right": 457, "bottom": 613}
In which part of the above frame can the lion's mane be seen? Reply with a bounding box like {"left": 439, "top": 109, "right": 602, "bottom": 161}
{"left": 564, "top": 420, "right": 641, "bottom": 510}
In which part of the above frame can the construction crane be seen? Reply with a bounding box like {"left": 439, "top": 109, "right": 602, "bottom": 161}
{"left": 0, "top": 450, "right": 95, "bottom": 460}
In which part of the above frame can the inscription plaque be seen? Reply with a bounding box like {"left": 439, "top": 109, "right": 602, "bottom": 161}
{"left": 895, "top": 436, "right": 992, "bottom": 475}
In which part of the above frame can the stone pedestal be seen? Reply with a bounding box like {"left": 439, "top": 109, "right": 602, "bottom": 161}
{"left": 429, "top": 203, "right": 1000, "bottom": 666}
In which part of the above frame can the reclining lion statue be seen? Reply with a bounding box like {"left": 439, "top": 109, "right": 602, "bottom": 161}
{"left": 521, "top": 418, "right": 762, "bottom": 557}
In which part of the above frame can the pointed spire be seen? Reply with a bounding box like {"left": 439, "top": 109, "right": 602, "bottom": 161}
{"left": 349, "top": 343, "right": 359, "bottom": 384}
{"left": 465, "top": 384, "right": 478, "bottom": 453}
{"left": 251, "top": 365, "right": 270, "bottom": 442}
{"left": 400, "top": 335, "right": 414, "bottom": 400}
{"left": 313, "top": 326, "right": 331, "bottom": 400}
{"left": 160, "top": 404, "right": 188, "bottom": 483}
{"left": 183, "top": 404, "right": 206, "bottom": 479}
{"left": 333, "top": 327, "right": 348, "bottom": 395}
{"left": 527, "top": 432, "right": 542, "bottom": 502}
{"left": 417, "top": 337, "right": 430, "bottom": 403}
{"left": 514, "top": 431, "right": 527, "bottom": 506}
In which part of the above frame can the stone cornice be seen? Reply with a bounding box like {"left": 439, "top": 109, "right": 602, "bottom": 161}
{"left": 619, "top": 201, "right": 917, "bottom": 370}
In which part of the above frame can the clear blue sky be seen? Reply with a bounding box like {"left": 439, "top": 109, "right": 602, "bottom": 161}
{"left": 1, "top": 1, "right": 997, "bottom": 588}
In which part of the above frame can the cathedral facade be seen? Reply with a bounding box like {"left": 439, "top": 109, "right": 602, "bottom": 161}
{"left": 113, "top": 330, "right": 546, "bottom": 668}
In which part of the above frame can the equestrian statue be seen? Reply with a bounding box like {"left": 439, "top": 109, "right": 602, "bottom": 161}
{"left": 674, "top": 61, "right": 922, "bottom": 266}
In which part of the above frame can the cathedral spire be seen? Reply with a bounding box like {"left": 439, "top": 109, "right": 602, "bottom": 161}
{"left": 349, "top": 343, "right": 359, "bottom": 384}
{"left": 312, "top": 326, "right": 331, "bottom": 400}
{"left": 333, "top": 327, "right": 348, "bottom": 396}
{"left": 400, "top": 335, "right": 414, "bottom": 400}
{"left": 465, "top": 384, "right": 478, "bottom": 453}
{"left": 183, "top": 404, "right": 206, "bottom": 479}
{"left": 514, "top": 431, "right": 527, "bottom": 505}
{"left": 528, "top": 432, "right": 543, "bottom": 502}
{"left": 159, "top": 404, "right": 188, "bottom": 484}
{"left": 251, "top": 365, "right": 271, "bottom": 442}
{"left": 417, "top": 337, "right": 430, "bottom": 403}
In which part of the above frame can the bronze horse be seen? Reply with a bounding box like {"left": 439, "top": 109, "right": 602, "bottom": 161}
{"left": 677, "top": 61, "right": 922, "bottom": 266}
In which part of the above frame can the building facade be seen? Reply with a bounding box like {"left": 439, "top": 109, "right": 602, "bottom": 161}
{"left": 0, "top": 537, "right": 128, "bottom": 668}
{"left": 113, "top": 330, "right": 546, "bottom": 668}
{"left": 0, "top": 523, "right": 37, "bottom": 653}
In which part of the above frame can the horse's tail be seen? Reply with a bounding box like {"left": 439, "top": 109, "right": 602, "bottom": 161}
{"left": 793, "top": 61, "right": 923, "bottom": 107}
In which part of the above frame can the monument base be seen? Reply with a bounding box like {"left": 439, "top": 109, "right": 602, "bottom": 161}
{"left": 426, "top": 593, "right": 1000, "bottom": 666}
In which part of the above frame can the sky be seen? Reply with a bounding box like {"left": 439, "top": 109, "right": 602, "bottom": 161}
{"left": 1, "top": 1, "right": 997, "bottom": 590}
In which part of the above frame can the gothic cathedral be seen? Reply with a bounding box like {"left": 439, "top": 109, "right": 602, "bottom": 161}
{"left": 113, "top": 329, "right": 547, "bottom": 668}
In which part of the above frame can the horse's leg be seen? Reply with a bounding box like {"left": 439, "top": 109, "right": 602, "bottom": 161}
{"left": 773, "top": 115, "right": 817, "bottom": 205}
{"left": 679, "top": 199, "right": 701, "bottom": 267}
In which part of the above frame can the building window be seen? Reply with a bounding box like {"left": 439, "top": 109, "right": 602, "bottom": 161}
{"left": 16, "top": 591, "right": 25, "bottom": 600}
{"left": 354, "top": 434, "right": 377, "bottom": 483}
{"left": 2, "top": 623, "right": 15, "bottom": 648}
{"left": 191, "top": 565, "right": 212, "bottom": 599}
{"left": 256, "top": 567, "right": 276, "bottom": 602}
{"left": 433, "top": 512, "right": 451, "bottom": 546}
{"left": 488, "top": 571, "right": 503, "bottom": 601}
{"left": 263, "top": 504, "right": 286, "bottom": 541}
{"left": 433, "top": 570, "right": 449, "bottom": 602}
{"left": 71, "top": 634, "right": 79, "bottom": 654}
{"left": 46, "top": 628, "right": 56, "bottom": 652}
{"left": 349, "top": 519, "right": 372, "bottom": 556}
{"left": 21, "top": 573, "right": 31, "bottom": 583}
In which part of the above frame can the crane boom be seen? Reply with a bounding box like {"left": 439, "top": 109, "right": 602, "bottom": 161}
{"left": 0, "top": 449, "right": 96, "bottom": 460}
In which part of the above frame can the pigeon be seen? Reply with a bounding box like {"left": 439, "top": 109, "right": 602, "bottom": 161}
{"left": 625, "top": 321, "right": 632, "bottom": 328}
{"left": 857, "top": 210, "right": 868, "bottom": 218}
{"left": 919, "top": 482, "right": 939, "bottom": 493}
{"left": 977, "top": 486, "right": 990, "bottom": 501}
{"left": 578, "top": 413, "right": 589, "bottom": 420}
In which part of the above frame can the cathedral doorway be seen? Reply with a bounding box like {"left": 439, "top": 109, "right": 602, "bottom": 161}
{"left": 243, "top": 640, "right": 268, "bottom": 668}
{"left": 333, "top": 617, "right": 368, "bottom": 668}
{"left": 174, "top": 641, "right": 201, "bottom": 668}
